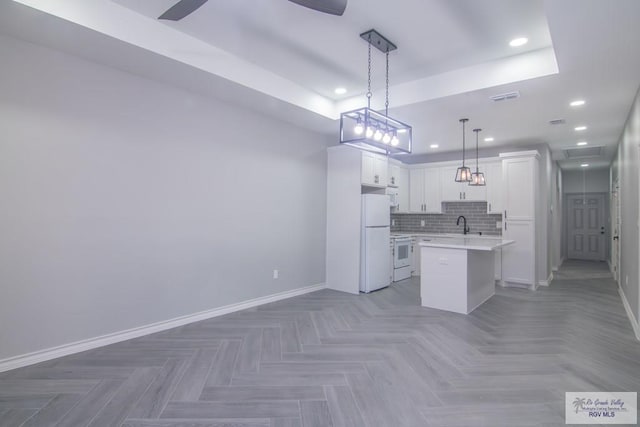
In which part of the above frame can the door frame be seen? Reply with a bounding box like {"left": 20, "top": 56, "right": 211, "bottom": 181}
{"left": 565, "top": 192, "right": 609, "bottom": 261}
{"left": 611, "top": 179, "right": 621, "bottom": 282}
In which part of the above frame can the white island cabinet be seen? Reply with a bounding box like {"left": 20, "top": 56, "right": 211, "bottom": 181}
{"left": 419, "top": 237, "right": 514, "bottom": 314}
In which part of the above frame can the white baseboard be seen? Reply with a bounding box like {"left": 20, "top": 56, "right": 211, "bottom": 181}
{"left": 618, "top": 286, "right": 640, "bottom": 341}
{"left": 538, "top": 272, "right": 554, "bottom": 287}
{"left": 0, "top": 282, "right": 326, "bottom": 373}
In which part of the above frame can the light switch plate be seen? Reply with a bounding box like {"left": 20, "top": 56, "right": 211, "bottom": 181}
{"left": 420, "top": 220, "right": 425, "bottom": 227}
{"left": 496, "top": 221, "right": 502, "bottom": 229}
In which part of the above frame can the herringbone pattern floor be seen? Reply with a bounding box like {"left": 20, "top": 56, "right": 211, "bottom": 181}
{"left": 1, "top": 260, "right": 639, "bottom": 426}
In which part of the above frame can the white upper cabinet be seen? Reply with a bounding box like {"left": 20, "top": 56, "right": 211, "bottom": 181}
{"left": 409, "top": 168, "right": 441, "bottom": 213}
{"left": 396, "top": 166, "right": 409, "bottom": 212}
{"left": 483, "top": 161, "right": 503, "bottom": 214}
{"left": 388, "top": 163, "right": 401, "bottom": 188}
{"left": 361, "top": 152, "right": 388, "bottom": 187}
{"left": 388, "top": 161, "right": 409, "bottom": 212}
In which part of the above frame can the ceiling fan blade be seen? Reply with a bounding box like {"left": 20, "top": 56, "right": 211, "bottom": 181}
{"left": 158, "top": 0, "right": 208, "bottom": 20}
{"left": 288, "top": 0, "right": 347, "bottom": 16}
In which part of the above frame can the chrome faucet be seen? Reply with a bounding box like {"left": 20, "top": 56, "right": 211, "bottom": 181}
{"left": 456, "top": 215, "right": 470, "bottom": 235}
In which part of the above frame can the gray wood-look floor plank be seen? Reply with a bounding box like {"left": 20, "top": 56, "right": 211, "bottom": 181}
{"left": 55, "top": 379, "right": 123, "bottom": 427}
{"left": 204, "top": 340, "right": 241, "bottom": 387}
{"left": 20, "top": 393, "right": 81, "bottom": 427}
{"left": 161, "top": 401, "right": 300, "bottom": 419}
{"left": 260, "top": 327, "right": 282, "bottom": 362}
{"left": 87, "top": 368, "right": 158, "bottom": 427}
{"left": 323, "top": 386, "right": 366, "bottom": 427}
{"left": 269, "top": 418, "right": 301, "bottom": 427}
{"left": 299, "top": 400, "right": 333, "bottom": 427}
{"left": 128, "top": 358, "right": 188, "bottom": 419}
{"left": 234, "top": 329, "right": 263, "bottom": 374}
{"left": 0, "top": 408, "right": 37, "bottom": 427}
{"left": 123, "top": 419, "right": 271, "bottom": 427}
{"left": 1, "top": 260, "right": 639, "bottom": 426}
{"left": 171, "top": 349, "right": 217, "bottom": 401}
{"left": 200, "top": 386, "right": 324, "bottom": 402}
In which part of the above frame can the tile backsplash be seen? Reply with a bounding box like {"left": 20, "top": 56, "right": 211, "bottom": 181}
{"left": 391, "top": 202, "right": 502, "bottom": 236}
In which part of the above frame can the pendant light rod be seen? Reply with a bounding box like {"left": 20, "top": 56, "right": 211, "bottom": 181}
{"left": 455, "top": 118, "right": 472, "bottom": 182}
{"left": 473, "top": 128, "right": 481, "bottom": 172}
{"left": 460, "top": 118, "right": 468, "bottom": 166}
{"left": 469, "top": 127, "right": 486, "bottom": 186}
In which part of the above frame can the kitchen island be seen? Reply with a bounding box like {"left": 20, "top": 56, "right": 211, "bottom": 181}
{"left": 419, "top": 236, "right": 514, "bottom": 314}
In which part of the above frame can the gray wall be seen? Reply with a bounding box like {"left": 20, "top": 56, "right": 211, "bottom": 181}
{"left": 611, "top": 85, "right": 640, "bottom": 323}
{"left": 563, "top": 169, "right": 610, "bottom": 193}
{"left": 0, "top": 35, "right": 330, "bottom": 360}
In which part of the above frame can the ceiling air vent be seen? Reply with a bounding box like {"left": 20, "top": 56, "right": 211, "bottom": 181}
{"left": 549, "top": 119, "right": 566, "bottom": 125}
{"left": 489, "top": 91, "right": 520, "bottom": 102}
{"left": 563, "top": 146, "right": 603, "bottom": 159}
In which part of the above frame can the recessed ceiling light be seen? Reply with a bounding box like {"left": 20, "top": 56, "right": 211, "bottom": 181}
{"left": 334, "top": 87, "right": 347, "bottom": 95}
{"left": 430, "top": 144, "right": 439, "bottom": 149}
{"left": 581, "top": 163, "right": 589, "bottom": 167}
{"left": 509, "top": 37, "right": 528, "bottom": 47}
{"left": 577, "top": 141, "right": 588, "bottom": 146}
{"left": 574, "top": 126, "right": 587, "bottom": 131}
{"left": 570, "top": 100, "right": 585, "bottom": 107}
{"left": 484, "top": 137, "right": 494, "bottom": 142}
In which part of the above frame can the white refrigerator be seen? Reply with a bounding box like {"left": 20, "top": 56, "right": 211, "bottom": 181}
{"left": 360, "top": 194, "right": 391, "bottom": 293}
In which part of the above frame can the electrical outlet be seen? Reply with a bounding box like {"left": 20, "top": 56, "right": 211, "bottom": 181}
{"left": 420, "top": 220, "right": 425, "bottom": 227}
{"left": 273, "top": 269, "right": 279, "bottom": 279}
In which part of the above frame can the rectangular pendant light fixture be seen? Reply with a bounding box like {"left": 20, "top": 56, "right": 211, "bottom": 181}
{"left": 339, "top": 29, "right": 412, "bottom": 155}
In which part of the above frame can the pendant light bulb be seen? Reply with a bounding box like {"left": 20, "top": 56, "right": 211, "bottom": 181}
{"left": 391, "top": 133, "right": 399, "bottom": 146}
{"left": 382, "top": 131, "right": 391, "bottom": 144}
{"left": 365, "top": 126, "right": 374, "bottom": 138}
{"left": 354, "top": 118, "right": 364, "bottom": 135}
{"left": 373, "top": 128, "right": 383, "bottom": 141}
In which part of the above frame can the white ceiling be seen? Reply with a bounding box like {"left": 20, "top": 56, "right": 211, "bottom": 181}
{"left": 4, "top": 0, "right": 640, "bottom": 170}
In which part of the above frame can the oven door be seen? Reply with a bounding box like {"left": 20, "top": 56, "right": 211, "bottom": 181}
{"left": 394, "top": 239, "right": 411, "bottom": 268}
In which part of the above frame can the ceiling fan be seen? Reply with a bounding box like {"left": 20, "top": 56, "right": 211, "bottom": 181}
{"left": 158, "top": 0, "right": 347, "bottom": 21}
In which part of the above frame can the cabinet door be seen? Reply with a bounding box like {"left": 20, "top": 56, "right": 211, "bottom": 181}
{"left": 423, "top": 168, "right": 442, "bottom": 213}
{"left": 409, "top": 169, "right": 424, "bottom": 212}
{"left": 396, "top": 166, "right": 410, "bottom": 213}
{"left": 502, "top": 220, "right": 535, "bottom": 286}
{"left": 361, "top": 152, "right": 376, "bottom": 186}
{"left": 388, "top": 163, "right": 399, "bottom": 187}
{"left": 374, "top": 156, "right": 388, "bottom": 187}
{"left": 503, "top": 158, "right": 534, "bottom": 219}
{"left": 464, "top": 179, "right": 487, "bottom": 201}
{"left": 361, "top": 152, "right": 386, "bottom": 187}
{"left": 484, "top": 162, "right": 503, "bottom": 214}
{"left": 440, "top": 166, "right": 465, "bottom": 201}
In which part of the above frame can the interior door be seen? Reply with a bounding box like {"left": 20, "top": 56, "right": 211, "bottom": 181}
{"left": 567, "top": 194, "right": 606, "bottom": 261}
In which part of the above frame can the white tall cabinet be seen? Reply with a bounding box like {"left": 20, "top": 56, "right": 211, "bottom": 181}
{"left": 500, "top": 151, "right": 540, "bottom": 290}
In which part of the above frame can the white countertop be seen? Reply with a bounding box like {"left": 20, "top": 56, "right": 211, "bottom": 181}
{"left": 418, "top": 236, "right": 514, "bottom": 251}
